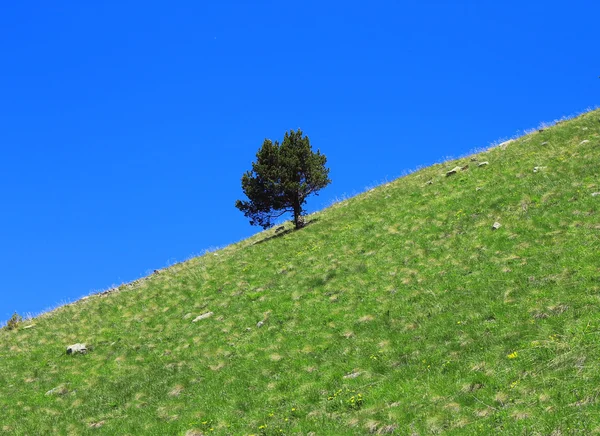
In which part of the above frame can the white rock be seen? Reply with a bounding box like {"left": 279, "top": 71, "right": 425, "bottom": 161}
{"left": 256, "top": 321, "right": 264, "bottom": 328}
{"left": 580, "top": 140, "right": 590, "bottom": 145}
{"left": 478, "top": 161, "right": 489, "bottom": 167}
{"left": 66, "top": 343, "right": 87, "bottom": 355}
{"left": 192, "top": 312, "right": 214, "bottom": 322}
{"left": 446, "top": 166, "right": 462, "bottom": 176}
{"left": 46, "top": 385, "right": 68, "bottom": 396}
{"left": 343, "top": 371, "right": 362, "bottom": 379}
{"left": 592, "top": 192, "right": 600, "bottom": 197}
{"left": 492, "top": 222, "right": 502, "bottom": 230}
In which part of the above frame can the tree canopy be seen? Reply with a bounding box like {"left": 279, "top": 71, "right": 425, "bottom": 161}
{"left": 235, "top": 129, "right": 331, "bottom": 230}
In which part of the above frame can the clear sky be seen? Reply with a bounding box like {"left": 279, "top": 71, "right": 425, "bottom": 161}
{"left": 1, "top": 1, "right": 598, "bottom": 324}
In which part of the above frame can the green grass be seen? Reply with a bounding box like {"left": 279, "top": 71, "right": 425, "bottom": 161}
{"left": 2, "top": 109, "right": 600, "bottom": 435}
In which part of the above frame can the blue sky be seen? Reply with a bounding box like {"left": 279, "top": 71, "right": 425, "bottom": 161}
{"left": 1, "top": 1, "right": 598, "bottom": 323}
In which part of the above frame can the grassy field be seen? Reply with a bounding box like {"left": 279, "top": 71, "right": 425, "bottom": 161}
{"left": 1, "top": 109, "right": 600, "bottom": 435}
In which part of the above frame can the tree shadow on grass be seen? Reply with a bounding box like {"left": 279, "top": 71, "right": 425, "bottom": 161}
{"left": 252, "top": 218, "right": 320, "bottom": 246}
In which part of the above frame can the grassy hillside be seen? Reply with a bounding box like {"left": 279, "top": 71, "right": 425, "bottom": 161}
{"left": 2, "top": 109, "right": 600, "bottom": 435}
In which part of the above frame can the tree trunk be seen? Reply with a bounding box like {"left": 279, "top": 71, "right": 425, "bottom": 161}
{"left": 292, "top": 197, "right": 304, "bottom": 229}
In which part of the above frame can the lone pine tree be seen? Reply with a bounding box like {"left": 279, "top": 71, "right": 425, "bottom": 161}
{"left": 235, "top": 129, "right": 331, "bottom": 230}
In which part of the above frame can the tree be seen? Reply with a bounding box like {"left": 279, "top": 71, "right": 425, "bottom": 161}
{"left": 235, "top": 129, "right": 331, "bottom": 230}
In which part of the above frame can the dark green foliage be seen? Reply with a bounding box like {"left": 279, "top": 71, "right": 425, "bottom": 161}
{"left": 5, "top": 312, "right": 22, "bottom": 331}
{"left": 236, "top": 129, "right": 331, "bottom": 229}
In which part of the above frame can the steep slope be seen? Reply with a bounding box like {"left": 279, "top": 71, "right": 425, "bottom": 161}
{"left": 1, "top": 110, "right": 600, "bottom": 435}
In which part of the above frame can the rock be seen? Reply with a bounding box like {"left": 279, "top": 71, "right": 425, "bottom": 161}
{"left": 492, "top": 222, "right": 502, "bottom": 230}
{"left": 426, "top": 180, "right": 433, "bottom": 185}
{"left": 446, "top": 166, "right": 462, "bottom": 176}
{"left": 45, "top": 385, "right": 69, "bottom": 396}
{"left": 99, "top": 288, "right": 117, "bottom": 296}
{"left": 66, "top": 343, "right": 87, "bottom": 355}
{"left": 580, "top": 140, "right": 590, "bottom": 145}
{"left": 498, "top": 139, "right": 514, "bottom": 148}
{"left": 592, "top": 192, "right": 600, "bottom": 197}
{"left": 476, "top": 187, "right": 482, "bottom": 191}
{"left": 192, "top": 312, "right": 214, "bottom": 322}
{"left": 22, "top": 324, "right": 35, "bottom": 330}
{"left": 89, "top": 421, "right": 106, "bottom": 429}
{"left": 256, "top": 321, "right": 264, "bottom": 328}
{"left": 478, "top": 161, "right": 489, "bottom": 167}
{"left": 533, "top": 166, "right": 547, "bottom": 173}
{"left": 541, "top": 141, "right": 549, "bottom": 145}
{"left": 343, "top": 371, "right": 362, "bottom": 379}
{"left": 470, "top": 157, "right": 478, "bottom": 162}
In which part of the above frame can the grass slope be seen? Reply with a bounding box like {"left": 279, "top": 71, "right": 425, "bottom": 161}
{"left": 2, "top": 110, "right": 600, "bottom": 435}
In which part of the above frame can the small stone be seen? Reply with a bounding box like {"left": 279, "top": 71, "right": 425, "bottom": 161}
{"left": 498, "top": 139, "right": 514, "bottom": 148}
{"left": 46, "top": 385, "right": 68, "bottom": 396}
{"left": 492, "top": 222, "right": 502, "bottom": 230}
{"left": 470, "top": 157, "right": 478, "bottom": 162}
{"left": 99, "top": 288, "right": 117, "bottom": 296}
{"left": 580, "top": 140, "right": 590, "bottom": 145}
{"left": 66, "top": 343, "right": 87, "bottom": 355}
{"left": 478, "top": 161, "right": 489, "bottom": 167}
{"left": 89, "top": 421, "right": 106, "bottom": 429}
{"left": 426, "top": 180, "right": 433, "bottom": 185}
{"left": 343, "top": 371, "right": 362, "bottom": 379}
{"left": 476, "top": 187, "right": 482, "bottom": 191}
{"left": 582, "top": 127, "right": 588, "bottom": 131}
{"left": 192, "top": 312, "right": 214, "bottom": 322}
{"left": 541, "top": 141, "right": 548, "bottom": 145}
{"left": 446, "top": 166, "right": 462, "bottom": 176}
{"left": 533, "top": 166, "right": 545, "bottom": 173}
{"left": 592, "top": 192, "right": 600, "bottom": 197}
{"left": 22, "top": 324, "right": 35, "bottom": 330}
{"left": 256, "top": 321, "right": 264, "bottom": 328}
